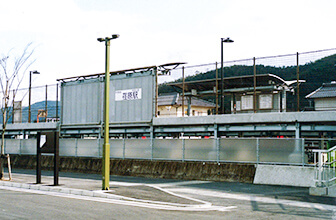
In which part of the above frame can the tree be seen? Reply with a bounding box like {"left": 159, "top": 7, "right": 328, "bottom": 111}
{"left": 0, "top": 43, "right": 35, "bottom": 179}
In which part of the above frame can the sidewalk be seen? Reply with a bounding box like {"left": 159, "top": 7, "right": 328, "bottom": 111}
{"left": 0, "top": 169, "right": 202, "bottom": 205}
{"left": 0, "top": 169, "right": 335, "bottom": 210}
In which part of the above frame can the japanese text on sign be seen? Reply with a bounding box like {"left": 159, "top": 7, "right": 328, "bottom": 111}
{"left": 115, "top": 88, "right": 142, "bottom": 101}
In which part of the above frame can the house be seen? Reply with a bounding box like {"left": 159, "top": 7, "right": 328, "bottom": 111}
{"left": 306, "top": 82, "right": 336, "bottom": 111}
{"left": 157, "top": 93, "right": 216, "bottom": 117}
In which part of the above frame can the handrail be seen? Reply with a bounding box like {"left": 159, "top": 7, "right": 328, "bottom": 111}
{"left": 312, "top": 145, "right": 336, "bottom": 153}
{"left": 313, "top": 145, "right": 336, "bottom": 187}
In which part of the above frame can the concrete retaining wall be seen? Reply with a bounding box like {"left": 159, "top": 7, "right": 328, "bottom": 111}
{"left": 253, "top": 164, "right": 315, "bottom": 187}
{"left": 7, "top": 156, "right": 317, "bottom": 187}
{"left": 6, "top": 155, "right": 256, "bottom": 183}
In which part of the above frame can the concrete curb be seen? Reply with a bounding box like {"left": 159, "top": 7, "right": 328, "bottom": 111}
{"left": 0, "top": 180, "right": 207, "bottom": 208}
{"left": 0, "top": 181, "right": 118, "bottom": 200}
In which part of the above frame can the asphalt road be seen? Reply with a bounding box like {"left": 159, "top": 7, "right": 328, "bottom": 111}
{"left": 0, "top": 169, "right": 335, "bottom": 219}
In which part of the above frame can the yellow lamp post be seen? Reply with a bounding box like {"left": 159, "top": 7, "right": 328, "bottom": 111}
{"left": 97, "top": 34, "right": 119, "bottom": 190}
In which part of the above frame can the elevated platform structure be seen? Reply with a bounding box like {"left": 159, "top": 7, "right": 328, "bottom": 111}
{"left": 3, "top": 122, "right": 58, "bottom": 136}
{"left": 153, "top": 111, "right": 336, "bottom": 138}
{"left": 2, "top": 111, "right": 335, "bottom": 139}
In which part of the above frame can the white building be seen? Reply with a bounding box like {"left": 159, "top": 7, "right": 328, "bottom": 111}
{"left": 157, "top": 93, "right": 216, "bottom": 117}
{"left": 306, "top": 82, "right": 336, "bottom": 111}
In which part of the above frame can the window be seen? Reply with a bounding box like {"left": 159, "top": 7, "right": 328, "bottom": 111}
{"left": 241, "top": 95, "right": 253, "bottom": 110}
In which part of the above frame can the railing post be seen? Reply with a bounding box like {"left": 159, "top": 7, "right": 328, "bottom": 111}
{"left": 75, "top": 138, "right": 78, "bottom": 157}
{"left": 318, "top": 151, "right": 323, "bottom": 186}
{"left": 123, "top": 136, "right": 126, "bottom": 159}
{"left": 214, "top": 124, "right": 219, "bottom": 163}
{"left": 182, "top": 138, "right": 185, "bottom": 162}
{"left": 256, "top": 138, "right": 260, "bottom": 164}
{"left": 20, "top": 139, "right": 22, "bottom": 155}
{"left": 302, "top": 138, "right": 305, "bottom": 166}
{"left": 150, "top": 126, "right": 154, "bottom": 161}
{"left": 97, "top": 137, "right": 100, "bottom": 158}
{"left": 216, "top": 138, "right": 220, "bottom": 163}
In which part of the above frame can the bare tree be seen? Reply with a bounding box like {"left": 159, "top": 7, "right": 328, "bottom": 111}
{"left": 0, "top": 43, "right": 35, "bottom": 179}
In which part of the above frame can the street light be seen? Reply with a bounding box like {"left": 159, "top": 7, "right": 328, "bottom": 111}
{"left": 220, "top": 37, "right": 234, "bottom": 114}
{"left": 97, "top": 34, "right": 119, "bottom": 190}
{"left": 28, "top": 70, "right": 40, "bottom": 123}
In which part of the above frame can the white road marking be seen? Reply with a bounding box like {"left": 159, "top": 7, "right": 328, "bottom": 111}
{"left": 0, "top": 185, "right": 236, "bottom": 212}
{"left": 152, "top": 180, "right": 211, "bottom": 188}
{"left": 169, "top": 188, "right": 336, "bottom": 211}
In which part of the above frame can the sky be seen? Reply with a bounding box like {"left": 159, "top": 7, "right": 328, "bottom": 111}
{"left": 0, "top": 0, "right": 335, "bottom": 88}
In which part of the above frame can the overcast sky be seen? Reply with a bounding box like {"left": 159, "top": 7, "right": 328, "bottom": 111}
{"left": 1, "top": 0, "right": 335, "bottom": 88}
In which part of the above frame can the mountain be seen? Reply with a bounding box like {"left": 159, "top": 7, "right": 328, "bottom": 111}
{"left": 22, "top": 101, "right": 61, "bottom": 123}
{"left": 159, "top": 54, "right": 336, "bottom": 111}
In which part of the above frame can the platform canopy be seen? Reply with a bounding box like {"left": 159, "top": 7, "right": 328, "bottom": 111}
{"left": 166, "top": 74, "right": 304, "bottom": 95}
{"left": 57, "top": 62, "right": 186, "bottom": 83}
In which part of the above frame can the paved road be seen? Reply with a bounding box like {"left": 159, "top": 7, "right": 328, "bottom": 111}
{"left": 0, "top": 169, "right": 335, "bottom": 219}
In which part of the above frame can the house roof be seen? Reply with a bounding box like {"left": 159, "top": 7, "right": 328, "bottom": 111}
{"left": 306, "top": 82, "right": 336, "bottom": 99}
{"left": 158, "top": 93, "right": 216, "bottom": 108}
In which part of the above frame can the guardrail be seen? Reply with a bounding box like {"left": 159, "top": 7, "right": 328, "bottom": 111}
{"left": 313, "top": 145, "right": 336, "bottom": 187}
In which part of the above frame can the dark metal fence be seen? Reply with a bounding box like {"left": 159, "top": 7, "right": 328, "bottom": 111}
{"left": 1, "top": 48, "right": 336, "bottom": 122}
{"left": 159, "top": 48, "right": 336, "bottom": 116}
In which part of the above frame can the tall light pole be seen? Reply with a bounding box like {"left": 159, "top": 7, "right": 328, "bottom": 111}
{"left": 28, "top": 70, "right": 40, "bottom": 123}
{"left": 97, "top": 34, "right": 119, "bottom": 190}
{"left": 220, "top": 37, "right": 234, "bottom": 114}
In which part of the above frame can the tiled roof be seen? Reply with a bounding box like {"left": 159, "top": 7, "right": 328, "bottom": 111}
{"left": 158, "top": 93, "right": 216, "bottom": 108}
{"left": 306, "top": 83, "right": 336, "bottom": 99}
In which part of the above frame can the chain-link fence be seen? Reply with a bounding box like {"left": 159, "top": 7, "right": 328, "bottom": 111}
{"left": 1, "top": 48, "right": 336, "bottom": 123}
{"left": 1, "top": 83, "right": 60, "bottom": 124}
{"left": 158, "top": 48, "right": 336, "bottom": 116}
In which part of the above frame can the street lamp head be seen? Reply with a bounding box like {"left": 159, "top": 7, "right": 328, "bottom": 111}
{"left": 31, "top": 70, "right": 40, "bottom": 74}
{"left": 222, "top": 37, "right": 234, "bottom": 43}
{"left": 111, "top": 34, "right": 120, "bottom": 39}
{"left": 97, "top": 35, "right": 120, "bottom": 42}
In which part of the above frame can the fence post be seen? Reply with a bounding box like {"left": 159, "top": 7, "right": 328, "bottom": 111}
{"left": 182, "top": 138, "right": 185, "bottom": 162}
{"left": 150, "top": 126, "right": 154, "bottom": 161}
{"left": 97, "top": 137, "right": 100, "bottom": 158}
{"left": 20, "top": 139, "right": 22, "bottom": 155}
{"left": 253, "top": 57, "right": 257, "bottom": 113}
{"left": 214, "top": 124, "right": 219, "bottom": 163}
{"left": 123, "top": 136, "right": 126, "bottom": 159}
{"left": 216, "top": 138, "right": 220, "bottom": 163}
{"left": 318, "top": 151, "right": 323, "bottom": 186}
{"left": 75, "top": 138, "right": 78, "bottom": 157}
{"left": 297, "top": 52, "right": 300, "bottom": 112}
{"left": 302, "top": 138, "right": 305, "bottom": 166}
{"left": 56, "top": 83, "right": 59, "bottom": 120}
{"left": 182, "top": 66, "right": 185, "bottom": 117}
{"left": 256, "top": 138, "right": 260, "bottom": 164}
{"left": 45, "top": 84, "right": 48, "bottom": 121}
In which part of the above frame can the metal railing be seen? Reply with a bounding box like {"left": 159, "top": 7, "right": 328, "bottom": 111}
{"left": 4, "top": 137, "right": 309, "bottom": 166}
{"left": 312, "top": 145, "right": 336, "bottom": 187}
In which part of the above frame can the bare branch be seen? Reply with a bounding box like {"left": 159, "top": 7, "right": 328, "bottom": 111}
{"left": 0, "top": 56, "right": 9, "bottom": 96}
{"left": 8, "top": 43, "right": 36, "bottom": 90}
{"left": 1, "top": 43, "right": 36, "bottom": 154}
